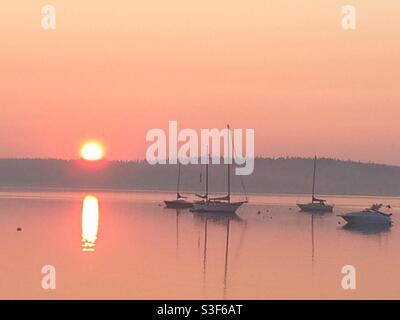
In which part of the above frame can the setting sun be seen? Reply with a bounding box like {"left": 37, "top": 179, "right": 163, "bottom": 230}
{"left": 80, "top": 142, "right": 105, "bottom": 161}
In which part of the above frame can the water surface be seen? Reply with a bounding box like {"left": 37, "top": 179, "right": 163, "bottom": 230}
{"left": 0, "top": 191, "right": 399, "bottom": 299}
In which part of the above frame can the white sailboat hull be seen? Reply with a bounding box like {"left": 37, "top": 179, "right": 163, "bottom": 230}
{"left": 191, "top": 201, "right": 245, "bottom": 214}
{"left": 339, "top": 210, "right": 392, "bottom": 225}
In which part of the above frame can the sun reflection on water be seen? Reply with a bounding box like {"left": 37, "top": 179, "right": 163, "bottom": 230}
{"left": 81, "top": 195, "right": 99, "bottom": 252}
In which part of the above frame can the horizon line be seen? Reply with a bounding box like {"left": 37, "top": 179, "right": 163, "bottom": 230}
{"left": 0, "top": 156, "right": 398, "bottom": 168}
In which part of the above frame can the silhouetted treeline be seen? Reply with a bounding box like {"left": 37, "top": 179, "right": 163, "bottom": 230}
{"left": 0, "top": 158, "right": 399, "bottom": 196}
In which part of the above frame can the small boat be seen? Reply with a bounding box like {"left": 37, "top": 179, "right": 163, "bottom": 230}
{"left": 191, "top": 125, "right": 247, "bottom": 214}
{"left": 297, "top": 156, "right": 333, "bottom": 212}
{"left": 164, "top": 198, "right": 193, "bottom": 209}
{"left": 297, "top": 199, "right": 333, "bottom": 213}
{"left": 338, "top": 204, "right": 392, "bottom": 226}
{"left": 164, "top": 163, "right": 193, "bottom": 209}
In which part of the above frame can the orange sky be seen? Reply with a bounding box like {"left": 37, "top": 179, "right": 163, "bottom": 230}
{"left": 1, "top": 1, "right": 399, "bottom": 164}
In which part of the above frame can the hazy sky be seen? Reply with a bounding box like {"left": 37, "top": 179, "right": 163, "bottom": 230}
{"left": 1, "top": 1, "right": 399, "bottom": 164}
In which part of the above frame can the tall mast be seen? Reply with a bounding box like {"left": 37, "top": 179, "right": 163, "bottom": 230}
{"left": 197, "top": 151, "right": 209, "bottom": 201}
{"left": 311, "top": 156, "right": 317, "bottom": 201}
{"left": 227, "top": 125, "right": 231, "bottom": 203}
{"left": 176, "top": 162, "right": 181, "bottom": 199}
{"left": 205, "top": 157, "right": 209, "bottom": 201}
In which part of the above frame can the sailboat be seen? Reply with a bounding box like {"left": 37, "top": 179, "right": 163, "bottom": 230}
{"left": 191, "top": 125, "right": 247, "bottom": 214}
{"left": 164, "top": 163, "right": 193, "bottom": 209}
{"left": 297, "top": 156, "right": 333, "bottom": 212}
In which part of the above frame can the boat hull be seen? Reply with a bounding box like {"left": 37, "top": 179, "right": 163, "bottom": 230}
{"left": 297, "top": 202, "right": 333, "bottom": 212}
{"left": 339, "top": 211, "right": 392, "bottom": 225}
{"left": 191, "top": 201, "right": 245, "bottom": 214}
{"left": 164, "top": 200, "right": 193, "bottom": 209}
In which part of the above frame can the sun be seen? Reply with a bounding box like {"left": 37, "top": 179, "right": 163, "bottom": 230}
{"left": 80, "top": 141, "right": 105, "bottom": 161}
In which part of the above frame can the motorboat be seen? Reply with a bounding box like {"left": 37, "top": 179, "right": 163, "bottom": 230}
{"left": 338, "top": 204, "right": 392, "bottom": 225}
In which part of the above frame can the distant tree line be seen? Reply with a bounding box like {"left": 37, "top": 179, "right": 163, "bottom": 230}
{"left": 0, "top": 157, "right": 399, "bottom": 196}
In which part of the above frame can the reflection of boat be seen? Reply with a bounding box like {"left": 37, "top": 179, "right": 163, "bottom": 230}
{"left": 341, "top": 223, "right": 391, "bottom": 235}
{"left": 197, "top": 214, "right": 247, "bottom": 297}
{"left": 311, "top": 214, "right": 315, "bottom": 267}
{"left": 223, "top": 218, "right": 231, "bottom": 298}
{"left": 297, "top": 156, "right": 333, "bottom": 212}
{"left": 192, "top": 211, "right": 242, "bottom": 223}
{"left": 164, "top": 163, "right": 193, "bottom": 209}
{"left": 338, "top": 204, "right": 392, "bottom": 226}
{"left": 191, "top": 125, "right": 247, "bottom": 214}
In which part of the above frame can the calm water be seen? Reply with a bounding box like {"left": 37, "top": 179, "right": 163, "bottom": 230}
{"left": 0, "top": 190, "right": 399, "bottom": 299}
